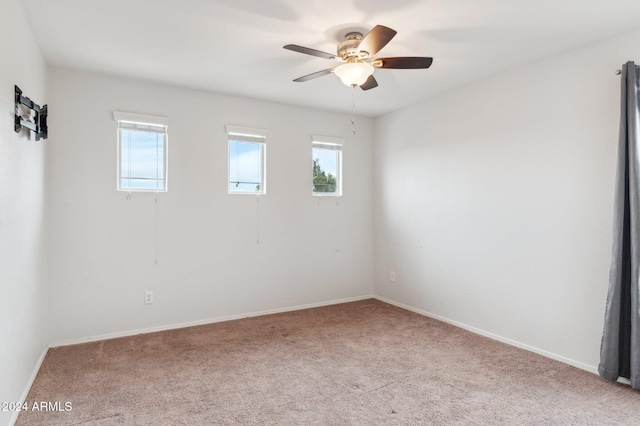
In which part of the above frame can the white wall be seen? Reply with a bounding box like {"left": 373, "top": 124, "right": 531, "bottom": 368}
{"left": 0, "top": 1, "right": 49, "bottom": 424}
{"left": 374, "top": 28, "right": 640, "bottom": 370}
{"left": 47, "top": 69, "right": 374, "bottom": 344}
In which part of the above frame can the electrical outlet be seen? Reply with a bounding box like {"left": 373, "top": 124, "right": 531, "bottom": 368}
{"left": 389, "top": 271, "right": 396, "bottom": 283}
{"left": 144, "top": 290, "right": 154, "bottom": 304}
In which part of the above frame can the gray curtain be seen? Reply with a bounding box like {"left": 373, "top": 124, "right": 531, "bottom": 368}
{"left": 599, "top": 61, "right": 640, "bottom": 389}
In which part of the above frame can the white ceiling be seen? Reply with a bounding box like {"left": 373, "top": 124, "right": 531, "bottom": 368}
{"left": 21, "top": 0, "right": 640, "bottom": 117}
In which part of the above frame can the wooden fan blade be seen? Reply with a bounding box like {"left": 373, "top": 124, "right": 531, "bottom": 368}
{"left": 293, "top": 68, "right": 334, "bottom": 82}
{"left": 284, "top": 44, "right": 336, "bottom": 61}
{"left": 359, "top": 75, "right": 378, "bottom": 91}
{"left": 357, "top": 25, "right": 397, "bottom": 56}
{"left": 374, "top": 57, "right": 433, "bottom": 69}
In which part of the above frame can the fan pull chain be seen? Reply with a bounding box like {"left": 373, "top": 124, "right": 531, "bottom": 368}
{"left": 351, "top": 85, "right": 356, "bottom": 135}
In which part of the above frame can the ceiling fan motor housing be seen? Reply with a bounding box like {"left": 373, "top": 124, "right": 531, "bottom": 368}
{"left": 284, "top": 24, "right": 433, "bottom": 90}
{"left": 338, "top": 32, "right": 369, "bottom": 60}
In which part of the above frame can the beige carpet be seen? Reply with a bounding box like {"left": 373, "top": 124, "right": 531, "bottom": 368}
{"left": 16, "top": 299, "right": 640, "bottom": 425}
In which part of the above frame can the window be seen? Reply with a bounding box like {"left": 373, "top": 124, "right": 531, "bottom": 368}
{"left": 312, "top": 135, "right": 343, "bottom": 196}
{"left": 114, "top": 111, "right": 169, "bottom": 192}
{"left": 226, "top": 125, "right": 267, "bottom": 194}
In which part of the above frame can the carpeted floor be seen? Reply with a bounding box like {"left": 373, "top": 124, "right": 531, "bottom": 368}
{"left": 16, "top": 299, "right": 640, "bottom": 425}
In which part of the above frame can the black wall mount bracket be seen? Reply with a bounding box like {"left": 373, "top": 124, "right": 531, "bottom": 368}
{"left": 14, "top": 85, "right": 48, "bottom": 140}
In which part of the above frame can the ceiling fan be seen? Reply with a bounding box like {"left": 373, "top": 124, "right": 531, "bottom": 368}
{"left": 284, "top": 25, "right": 433, "bottom": 90}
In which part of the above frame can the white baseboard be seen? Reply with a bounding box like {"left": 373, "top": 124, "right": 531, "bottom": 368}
{"left": 9, "top": 346, "right": 48, "bottom": 426}
{"left": 49, "top": 294, "right": 374, "bottom": 348}
{"left": 374, "top": 295, "right": 599, "bottom": 375}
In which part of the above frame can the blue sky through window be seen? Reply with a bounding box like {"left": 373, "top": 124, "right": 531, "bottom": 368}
{"left": 229, "top": 140, "right": 264, "bottom": 193}
{"left": 120, "top": 128, "right": 165, "bottom": 190}
{"left": 313, "top": 147, "right": 338, "bottom": 179}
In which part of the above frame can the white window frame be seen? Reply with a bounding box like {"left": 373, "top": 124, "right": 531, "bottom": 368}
{"left": 226, "top": 124, "right": 267, "bottom": 195}
{"left": 114, "top": 111, "right": 169, "bottom": 192}
{"left": 312, "top": 135, "right": 343, "bottom": 197}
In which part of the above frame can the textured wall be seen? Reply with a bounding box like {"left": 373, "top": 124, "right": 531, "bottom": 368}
{"left": 46, "top": 69, "right": 374, "bottom": 344}
{"left": 0, "top": 1, "right": 49, "bottom": 425}
{"left": 373, "top": 28, "right": 640, "bottom": 371}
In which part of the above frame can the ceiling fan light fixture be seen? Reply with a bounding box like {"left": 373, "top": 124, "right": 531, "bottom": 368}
{"left": 285, "top": 25, "right": 432, "bottom": 90}
{"left": 334, "top": 62, "right": 374, "bottom": 87}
